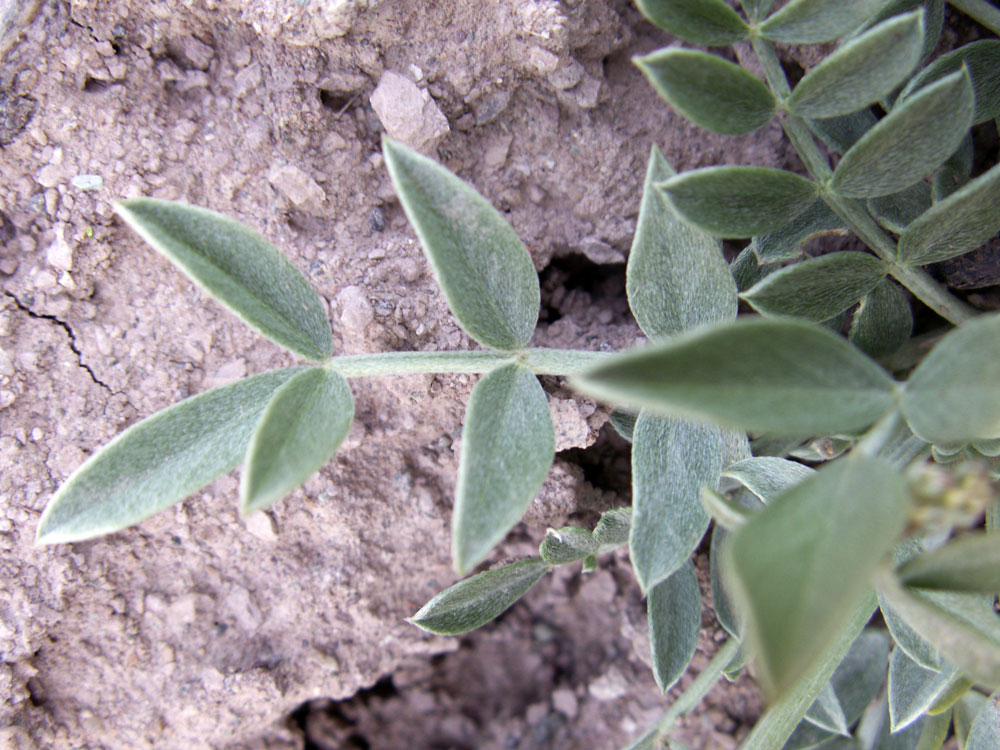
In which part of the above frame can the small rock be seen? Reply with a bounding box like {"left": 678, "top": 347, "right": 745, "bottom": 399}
{"left": 46, "top": 226, "right": 73, "bottom": 271}
{"left": 552, "top": 689, "right": 578, "bottom": 720}
{"left": 572, "top": 75, "right": 602, "bottom": 109}
{"left": 234, "top": 64, "right": 262, "bottom": 99}
{"left": 588, "top": 667, "right": 628, "bottom": 701}
{"left": 474, "top": 89, "right": 511, "bottom": 125}
{"left": 528, "top": 46, "right": 559, "bottom": 75}
{"left": 547, "top": 59, "right": 584, "bottom": 91}
{"left": 244, "top": 512, "right": 277, "bottom": 541}
{"left": 267, "top": 164, "right": 326, "bottom": 215}
{"left": 483, "top": 134, "right": 512, "bottom": 170}
{"left": 370, "top": 71, "right": 450, "bottom": 153}
{"left": 0, "top": 347, "right": 13, "bottom": 376}
{"left": 0, "top": 93, "right": 35, "bottom": 146}
{"left": 36, "top": 164, "right": 64, "bottom": 189}
{"left": 71, "top": 174, "right": 103, "bottom": 191}
{"left": 369, "top": 206, "right": 386, "bottom": 232}
{"left": 168, "top": 35, "right": 214, "bottom": 70}
{"left": 337, "top": 285, "right": 374, "bottom": 332}
{"left": 579, "top": 238, "right": 624, "bottom": 265}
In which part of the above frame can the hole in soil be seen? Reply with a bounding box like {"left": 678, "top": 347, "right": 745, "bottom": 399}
{"left": 783, "top": 59, "right": 806, "bottom": 89}
{"left": 292, "top": 677, "right": 397, "bottom": 749}
{"left": 319, "top": 89, "right": 358, "bottom": 114}
{"left": 82, "top": 76, "right": 111, "bottom": 93}
{"left": 538, "top": 253, "right": 627, "bottom": 325}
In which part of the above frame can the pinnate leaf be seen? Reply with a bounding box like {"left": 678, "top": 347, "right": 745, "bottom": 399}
{"left": 383, "top": 137, "right": 539, "bottom": 351}
{"left": 724, "top": 455, "right": 907, "bottom": 697}
{"left": 631, "top": 412, "right": 723, "bottom": 592}
{"left": 806, "top": 109, "right": 877, "bottom": 154}
{"left": 848, "top": 279, "right": 913, "bottom": 359}
{"left": 968, "top": 692, "right": 1000, "bottom": 750}
{"left": 721, "top": 457, "right": 815, "bottom": 504}
{"left": 785, "top": 11, "right": 924, "bottom": 120}
{"left": 900, "top": 40, "right": 1000, "bottom": 124}
{"left": 539, "top": 508, "right": 630, "bottom": 565}
{"left": 635, "top": 50, "right": 775, "bottom": 135}
{"left": 115, "top": 199, "right": 332, "bottom": 361}
{"left": 783, "top": 630, "right": 892, "bottom": 749}
{"left": 741, "top": 251, "right": 886, "bottom": 322}
{"left": 868, "top": 181, "right": 932, "bottom": 235}
{"left": 739, "top": 0, "right": 775, "bottom": 21}
{"left": 751, "top": 199, "right": 844, "bottom": 264}
{"left": 901, "top": 313, "right": 1000, "bottom": 442}
{"left": 242, "top": 367, "right": 354, "bottom": 513}
{"left": 759, "top": 0, "right": 888, "bottom": 44}
{"left": 453, "top": 364, "right": 554, "bottom": 573}
{"left": 627, "top": 146, "right": 737, "bottom": 339}
{"left": 854, "top": 0, "right": 943, "bottom": 62}
{"left": 648, "top": 561, "right": 702, "bottom": 692}
{"left": 898, "top": 162, "right": 1000, "bottom": 265}
{"left": 409, "top": 558, "right": 549, "bottom": 635}
{"left": 830, "top": 68, "right": 974, "bottom": 198}
{"left": 878, "top": 576, "right": 1000, "bottom": 690}
{"left": 37, "top": 368, "right": 305, "bottom": 544}
{"left": 658, "top": 167, "right": 818, "bottom": 239}
{"left": 634, "top": 0, "right": 749, "bottom": 46}
{"left": 889, "top": 647, "right": 962, "bottom": 732}
{"left": 898, "top": 531, "right": 1000, "bottom": 594}
{"left": 573, "top": 318, "right": 898, "bottom": 436}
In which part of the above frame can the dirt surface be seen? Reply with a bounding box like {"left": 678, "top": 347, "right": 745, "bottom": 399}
{"left": 0, "top": 1, "right": 792, "bottom": 748}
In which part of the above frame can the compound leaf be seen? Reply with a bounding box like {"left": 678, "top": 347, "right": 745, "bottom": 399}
{"left": 900, "top": 40, "right": 1000, "bottom": 124}
{"left": 740, "top": 0, "right": 775, "bottom": 21}
{"left": 453, "top": 364, "right": 554, "bottom": 574}
{"left": 722, "top": 457, "right": 815, "bottom": 504}
{"left": 539, "top": 507, "right": 631, "bottom": 565}
{"left": 868, "top": 181, "right": 933, "bottom": 235}
{"left": 634, "top": 0, "right": 749, "bottom": 46}
{"left": 409, "top": 557, "right": 549, "bottom": 635}
{"left": 36, "top": 368, "right": 305, "bottom": 544}
{"left": 635, "top": 50, "right": 775, "bottom": 135}
{"left": 831, "top": 68, "right": 974, "bottom": 198}
{"left": 573, "top": 318, "right": 897, "bottom": 436}
{"left": 752, "top": 199, "right": 845, "bottom": 264}
{"left": 383, "top": 137, "right": 539, "bottom": 352}
{"left": 627, "top": 146, "right": 737, "bottom": 339}
{"left": 785, "top": 11, "right": 924, "bottom": 119}
{"left": 901, "top": 313, "right": 1000, "bottom": 442}
{"left": 804, "top": 681, "right": 849, "bottom": 736}
{"left": 760, "top": 0, "right": 889, "bottom": 44}
{"left": 878, "top": 576, "right": 1000, "bottom": 690}
{"left": 898, "top": 162, "right": 1000, "bottom": 265}
{"left": 631, "top": 412, "right": 723, "bottom": 592}
{"left": 889, "top": 646, "right": 962, "bottom": 732}
{"left": 741, "top": 251, "right": 886, "bottom": 322}
{"left": 648, "top": 561, "right": 702, "bottom": 692}
{"left": 783, "top": 630, "right": 892, "bottom": 749}
{"left": 848, "top": 279, "right": 913, "bottom": 359}
{"left": 968, "top": 692, "right": 1000, "bottom": 750}
{"left": 898, "top": 531, "right": 1000, "bottom": 594}
{"left": 724, "top": 455, "right": 907, "bottom": 697}
{"left": 852, "top": 0, "right": 943, "bottom": 62}
{"left": 242, "top": 367, "right": 354, "bottom": 514}
{"left": 114, "top": 200, "right": 332, "bottom": 361}
{"left": 658, "top": 167, "right": 819, "bottom": 239}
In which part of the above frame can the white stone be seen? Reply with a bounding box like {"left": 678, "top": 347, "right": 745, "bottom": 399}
{"left": 244, "top": 511, "right": 277, "bottom": 541}
{"left": 266, "top": 164, "right": 326, "bottom": 215}
{"left": 370, "top": 71, "right": 449, "bottom": 154}
{"left": 46, "top": 226, "right": 73, "bottom": 271}
{"left": 337, "top": 285, "right": 374, "bottom": 332}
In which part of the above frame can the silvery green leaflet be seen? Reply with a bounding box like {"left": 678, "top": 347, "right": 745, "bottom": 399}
{"left": 37, "top": 0, "right": 1000, "bottom": 747}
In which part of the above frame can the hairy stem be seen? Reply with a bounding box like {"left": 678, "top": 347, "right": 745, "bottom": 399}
{"left": 750, "top": 37, "right": 975, "bottom": 326}
{"left": 323, "top": 348, "right": 614, "bottom": 378}
{"left": 740, "top": 595, "right": 876, "bottom": 750}
{"left": 635, "top": 639, "right": 741, "bottom": 747}
{"left": 948, "top": 0, "right": 1000, "bottom": 35}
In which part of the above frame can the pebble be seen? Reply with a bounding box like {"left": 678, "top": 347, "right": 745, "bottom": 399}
{"left": 369, "top": 206, "right": 386, "bottom": 232}
{"left": 45, "top": 227, "right": 73, "bottom": 271}
{"left": 529, "top": 46, "right": 559, "bottom": 75}
{"left": 547, "top": 59, "right": 584, "bottom": 91}
{"left": 266, "top": 164, "right": 326, "bottom": 215}
{"left": 588, "top": 667, "right": 629, "bottom": 701}
{"left": 244, "top": 512, "right": 277, "bottom": 541}
{"left": 552, "top": 689, "right": 578, "bottom": 720}
{"left": 370, "top": 71, "right": 450, "bottom": 153}
{"left": 337, "top": 285, "right": 374, "bottom": 333}
{"left": 71, "top": 174, "right": 103, "bottom": 191}
{"left": 474, "top": 90, "right": 511, "bottom": 125}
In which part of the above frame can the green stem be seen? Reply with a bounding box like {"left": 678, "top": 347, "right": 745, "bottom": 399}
{"left": 323, "top": 348, "right": 614, "bottom": 378}
{"left": 750, "top": 37, "right": 975, "bottom": 326}
{"left": 740, "top": 595, "right": 876, "bottom": 750}
{"left": 630, "top": 639, "right": 741, "bottom": 748}
{"left": 948, "top": 0, "right": 1000, "bottom": 35}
